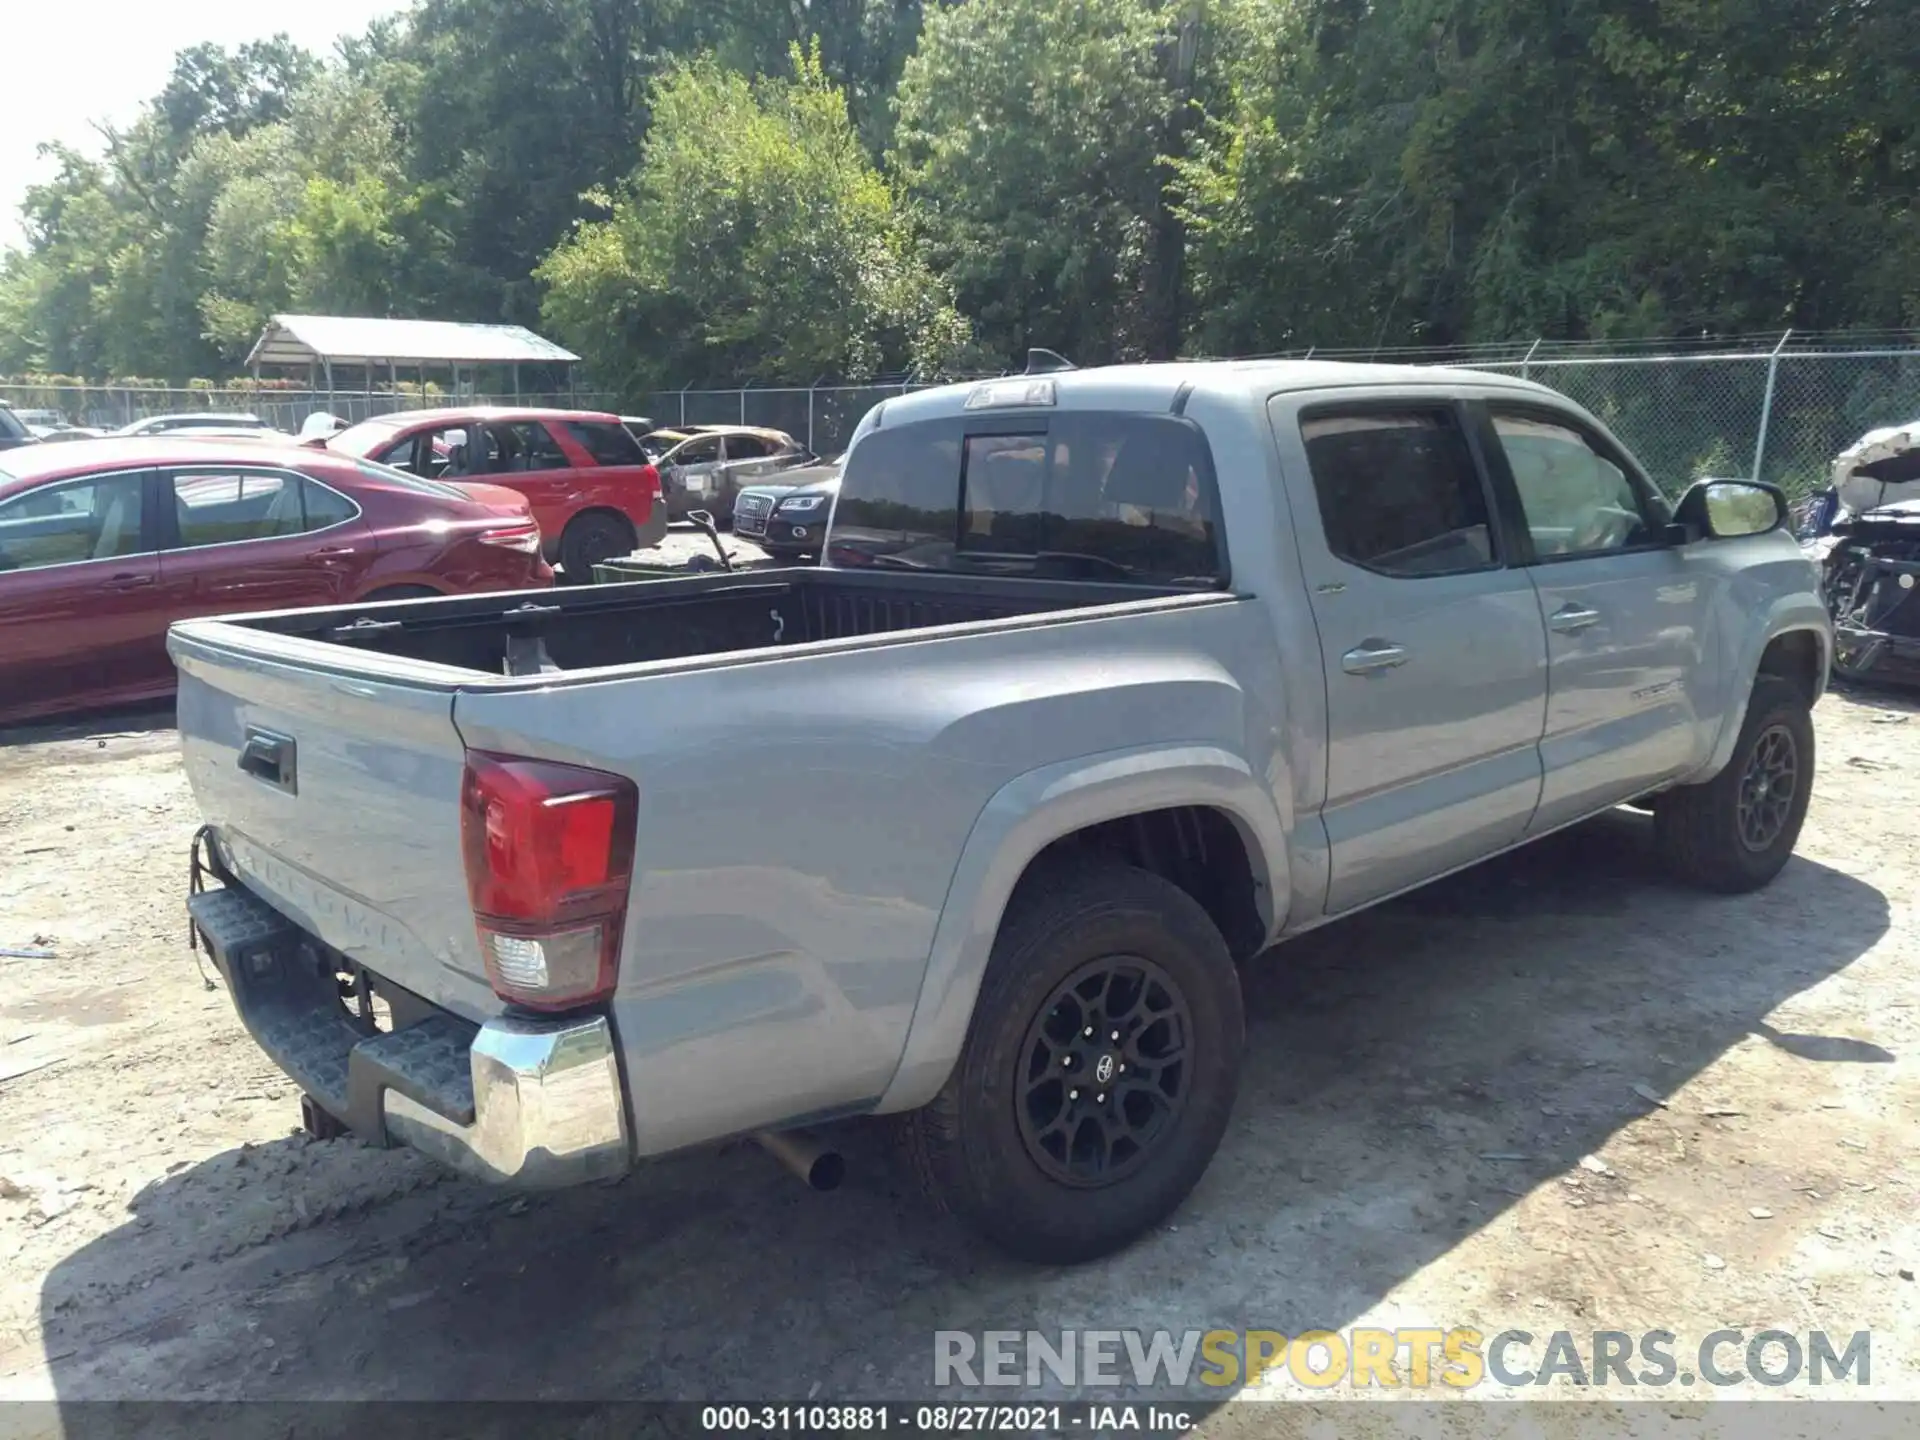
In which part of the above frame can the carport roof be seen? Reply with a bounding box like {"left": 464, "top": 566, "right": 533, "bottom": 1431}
{"left": 245, "top": 314, "right": 580, "bottom": 369}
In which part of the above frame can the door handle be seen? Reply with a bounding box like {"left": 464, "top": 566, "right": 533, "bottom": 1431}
{"left": 103, "top": 572, "right": 154, "bottom": 591}
{"left": 1341, "top": 641, "right": 1409, "bottom": 675}
{"left": 1549, "top": 604, "right": 1602, "bottom": 633}
{"left": 313, "top": 545, "right": 355, "bottom": 557}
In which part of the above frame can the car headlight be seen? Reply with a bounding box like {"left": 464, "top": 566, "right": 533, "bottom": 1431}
{"left": 778, "top": 494, "right": 825, "bottom": 514}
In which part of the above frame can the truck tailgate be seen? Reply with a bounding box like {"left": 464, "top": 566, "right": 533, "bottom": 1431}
{"left": 171, "top": 628, "right": 496, "bottom": 1020}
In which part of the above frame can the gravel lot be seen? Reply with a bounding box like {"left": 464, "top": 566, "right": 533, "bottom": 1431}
{"left": 2, "top": 634, "right": 1918, "bottom": 1418}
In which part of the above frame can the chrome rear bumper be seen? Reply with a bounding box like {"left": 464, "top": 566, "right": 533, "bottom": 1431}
{"left": 383, "top": 1013, "right": 631, "bottom": 1188}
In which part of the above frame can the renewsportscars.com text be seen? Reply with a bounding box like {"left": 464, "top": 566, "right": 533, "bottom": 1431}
{"left": 933, "top": 1328, "right": 1871, "bottom": 1390}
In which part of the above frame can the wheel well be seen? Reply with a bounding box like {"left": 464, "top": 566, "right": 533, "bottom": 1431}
{"left": 1758, "top": 630, "right": 1821, "bottom": 704}
{"left": 1023, "top": 806, "right": 1267, "bottom": 962}
{"left": 565, "top": 507, "right": 638, "bottom": 546}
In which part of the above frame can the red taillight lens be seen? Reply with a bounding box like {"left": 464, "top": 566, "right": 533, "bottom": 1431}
{"left": 641, "top": 463, "right": 662, "bottom": 501}
{"left": 478, "top": 521, "right": 542, "bottom": 554}
{"left": 459, "top": 752, "right": 637, "bottom": 1011}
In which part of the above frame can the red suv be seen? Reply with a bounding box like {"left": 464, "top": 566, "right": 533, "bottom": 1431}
{"left": 326, "top": 408, "right": 666, "bottom": 578}
{"left": 0, "top": 438, "right": 552, "bottom": 725}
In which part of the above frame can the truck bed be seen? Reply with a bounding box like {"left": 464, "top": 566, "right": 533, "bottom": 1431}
{"left": 225, "top": 566, "right": 1202, "bottom": 677}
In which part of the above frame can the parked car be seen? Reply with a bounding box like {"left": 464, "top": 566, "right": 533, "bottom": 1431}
{"left": 114, "top": 412, "right": 283, "bottom": 439}
{"left": 1800, "top": 420, "right": 1920, "bottom": 683}
{"left": 0, "top": 438, "right": 551, "bottom": 726}
{"left": 12, "top": 409, "right": 102, "bottom": 440}
{"left": 732, "top": 458, "right": 841, "bottom": 560}
{"left": 172, "top": 359, "right": 1829, "bottom": 1264}
{"left": 0, "top": 406, "right": 38, "bottom": 452}
{"left": 642, "top": 424, "right": 815, "bottom": 523}
{"left": 324, "top": 407, "right": 666, "bottom": 579}
{"left": 620, "top": 416, "right": 655, "bottom": 446}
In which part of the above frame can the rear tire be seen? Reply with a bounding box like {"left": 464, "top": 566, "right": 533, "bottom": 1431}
{"left": 904, "top": 857, "right": 1244, "bottom": 1264}
{"left": 1653, "top": 674, "right": 1814, "bottom": 893}
{"left": 559, "top": 511, "right": 637, "bottom": 583}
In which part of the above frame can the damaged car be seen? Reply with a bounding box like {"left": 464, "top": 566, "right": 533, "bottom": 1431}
{"left": 1810, "top": 419, "right": 1920, "bottom": 681}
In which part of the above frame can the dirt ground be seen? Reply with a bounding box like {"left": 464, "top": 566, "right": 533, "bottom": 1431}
{"left": 2, "top": 653, "right": 1918, "bottom": 1420}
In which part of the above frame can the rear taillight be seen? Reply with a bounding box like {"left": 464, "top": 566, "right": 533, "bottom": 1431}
{"left": 478, "top": 521, "right": 542, "bottom": 554}
{"left": 459, "top": 752, "right": 638, "bottom": 1011}
{"left": 641, "top": 463, "right": 662, "bottom": 501}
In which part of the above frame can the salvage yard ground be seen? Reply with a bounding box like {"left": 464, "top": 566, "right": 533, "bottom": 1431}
{"left": 2, "top": 670, "right": 1919, "bottom": 1418}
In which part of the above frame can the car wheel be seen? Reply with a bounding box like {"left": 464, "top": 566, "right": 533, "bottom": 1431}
{"left": 903, "top": 856, "right": 1244, "bottom": 1263}
{"left": 1653, "top": 674, "right": 1815, "bottom": 893}
{"left": 559, "top": 511, "right": 637, "bottom": 583}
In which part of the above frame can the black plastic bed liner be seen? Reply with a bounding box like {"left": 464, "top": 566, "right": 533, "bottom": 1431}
{"left": 227, "top": 567, "right": 1210, "bottom": 677}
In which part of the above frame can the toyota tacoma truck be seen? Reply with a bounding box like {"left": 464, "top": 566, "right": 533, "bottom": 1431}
{"left": 171, "top": 359, "right": 1831, "bottom": 1264}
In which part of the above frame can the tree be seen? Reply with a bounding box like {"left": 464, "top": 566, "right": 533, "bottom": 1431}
{"left": 538, "top": 46, "right": 973, "bottom": 390}
{"left": 892, "top": 0, "right": 1183, "bottom": 368}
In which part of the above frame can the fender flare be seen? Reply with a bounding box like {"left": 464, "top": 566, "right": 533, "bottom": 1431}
{"left": 872, "top": 743, "right": 1288, "bottom": 1114}
{"left": 1692, "top": 605, "right": 1832, "bottom": 783}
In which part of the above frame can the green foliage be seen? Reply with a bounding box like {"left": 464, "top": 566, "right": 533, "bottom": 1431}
{"left": 1, "top": 0, "right": 1914, "bottom": 391}
{"left": 538, "top": 45, "right": 973, "bottom": 389}
{"left": 892, "top": 0, "right": 1184, "bottom": 367}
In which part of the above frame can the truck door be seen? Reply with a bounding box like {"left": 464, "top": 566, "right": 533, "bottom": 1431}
{"left": 1472, "top": 403, "right": 1715, "bottom": 830}
{"left": 1272, "top": 398, "right": 1550, "bottom": 914}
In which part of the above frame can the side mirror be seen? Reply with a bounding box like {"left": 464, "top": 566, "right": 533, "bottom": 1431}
{"left": 1672, "top": 478, "right": 1788, "bottom": 541}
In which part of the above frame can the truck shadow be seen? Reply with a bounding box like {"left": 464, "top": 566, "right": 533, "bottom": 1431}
{"left": 35, "top": 811, "right": 1890, "bottom": 1410}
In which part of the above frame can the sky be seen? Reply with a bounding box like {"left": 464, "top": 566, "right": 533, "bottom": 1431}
{"left": 2, "top": 0, "right": 405, "bottom": 250}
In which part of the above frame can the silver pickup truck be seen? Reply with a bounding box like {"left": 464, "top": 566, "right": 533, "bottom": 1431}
{"left": 171, "top": 360, "right": 1831, "bottom": 1264}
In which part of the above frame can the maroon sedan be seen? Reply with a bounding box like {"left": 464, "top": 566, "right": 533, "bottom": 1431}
{"left": 0, "top": 438, "right": 553, "bottom": 725}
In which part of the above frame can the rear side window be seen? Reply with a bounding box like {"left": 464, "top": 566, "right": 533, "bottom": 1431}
{"left": 563, "top": 421, "right": 647, "bottom": 466}
{"left": 166, "top": 468, "right": 356, "bottom": 546}
{"left": 0, "top": 409, "right": 26, "bottom": 441}
{"left": 1300, "top": 409, "right": 1494, "bottom": 577}
{"left": 833, "top": 412, "right": 1225, "bottom": 586}
{"left": 489, "top": 422, "right": 571, "bottom": 473}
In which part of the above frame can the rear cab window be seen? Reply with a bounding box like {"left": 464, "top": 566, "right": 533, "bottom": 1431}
{"left": 830, "top": 411, "right": 1227, "bottom": 587}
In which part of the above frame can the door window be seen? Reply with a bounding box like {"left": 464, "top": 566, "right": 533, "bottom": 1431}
{"left": 488, "top": 422, "right": 571, "bottom": 474}
{"left": 391, "top": 426, "right": 492, "bottom": 479}
{"left": 166, "top": 470, "right": 355, "bottom": 547}
{"left": 1488, "top": 411, "right": 1654, "bottom": 557}
{"left": 672, "top": 435, "right": 721, "bottom": 466}
{"left": 0, "top": 472, "right": 147, "bottom": 571}
{"left": 1300, "top": 409, "right": 1495, "bottom": 576}
{"left": 725, "top": 434, "right": 771, "bottom": 460}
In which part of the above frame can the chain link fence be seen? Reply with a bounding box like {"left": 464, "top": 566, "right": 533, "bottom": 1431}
{"left": 627, "top": 340, "right": 1920, "bottom": 499}
{"left": 0, "top": 384, "right": 622, "bottom": 434}
{"left": 627, "top": 382, "right": 926, "bottom": 458}
{"left": 1470, "top": 343, "right": 1920, "bottom": 500}
{"left": 11, "top": 339, "right": 1919, "bottom": 497}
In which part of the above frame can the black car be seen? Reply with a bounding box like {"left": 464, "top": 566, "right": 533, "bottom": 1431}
{"left": 731, "top": 460, "right": 841, "bottom": 560}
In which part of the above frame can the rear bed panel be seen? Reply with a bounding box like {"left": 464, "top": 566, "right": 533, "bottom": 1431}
{"left": 172, "top": 635, "right": 498, "bottom": 1020}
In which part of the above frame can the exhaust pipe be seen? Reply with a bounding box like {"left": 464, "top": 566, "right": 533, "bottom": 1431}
{"left": 753, "top": 1128, "right": 845, "bottom": 1192}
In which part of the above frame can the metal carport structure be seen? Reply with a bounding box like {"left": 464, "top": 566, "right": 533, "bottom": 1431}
{"left": 244, "top": 314, "right": 582, "bottom": 402}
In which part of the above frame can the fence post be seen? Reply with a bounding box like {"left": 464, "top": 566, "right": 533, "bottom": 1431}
{"left": 807, "top": 382, "right": 818, "bottom": 455}
{"left": 678, "top": 388, "right": 687, "bottom": 427}
{"left": 740, "top": 389, "right": 747, "bottom": 425}
{"left": 1521, "top": 337, "right": 1542, "bottom": 381}
{"left": 1751, "top": 329, "right": 1792, "bottom": 483}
